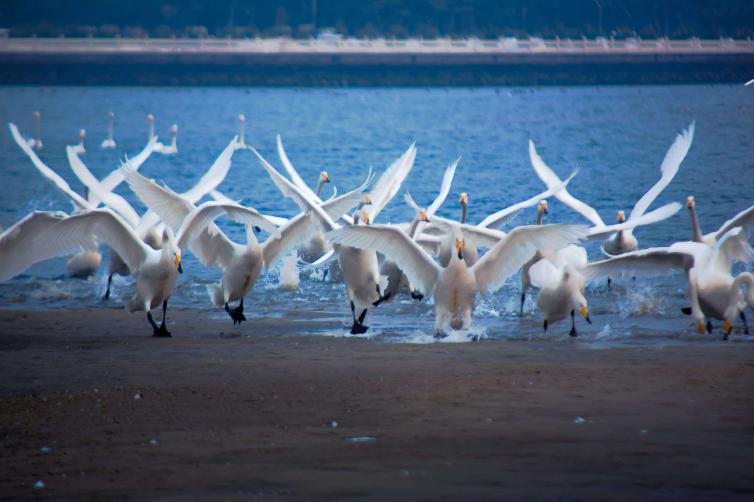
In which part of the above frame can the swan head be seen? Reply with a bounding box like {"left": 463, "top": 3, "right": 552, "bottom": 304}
{"left": 171, "top": 124, "right": 178, "bottom": 134}
{"left": 686, "top": 196, "right": 696, "bottom": 209}
{"left": 320, "top": 171, "right": 330, "bottom": 184}
{"left": 538, "top": 200, "right": 548, "bottom": 215}
{"left": 459, "top": 192, "right": 468, "bottom": 207}
{"left": 580, "top": 305, "right": 592, "bottom": 324}
{"left": 108, "top": 111, "right": 115, "bottom": 119}
{"left": 455, "top": 238, "right": 464, "bottom": 260}
{"left": 419, "top": 209, "right": 430, "bottom": 223}
{"left": 78, "top": 129, "right": 86, "bottom": 140}
{"left": 146, "top": 114, "right": 154, "bottom": 123}
{"left": 33, "top": 110, "right": 41, "bottom": 119}
{"left": 616, "top": 210, "right": 625, "bottom": 223}
{"left": 238, "top": 113, "right": 246, "bottom": 123}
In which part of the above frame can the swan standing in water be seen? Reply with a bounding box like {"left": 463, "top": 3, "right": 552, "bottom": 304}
{"left": 584, "top": 227, "right": 754, "bottom": 339}
{"left": 27, "top": 111, "right": 43, "bottom": 150}
{"left": 100, "top": 111, "right": 116, "bottom": 149}
{"left": 329, "top": 220, "right": 587, "bottom": 337}
{"left": 70, "top": 129, "right": 86, "bottom": 155}
{"left": 154, "top": 124, "right": 178, "bottom": 155}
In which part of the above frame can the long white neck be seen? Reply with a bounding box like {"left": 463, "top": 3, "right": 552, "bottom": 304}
{"left": 107, "top": 117, "right": 114, "bottom": 140}
{"left": 460, "top": 203, "right": 468, "bottom": 224}
{"left": 170, "top": 131, "right": 177, "bottom": 148}
{"left": 536, "top": 209, "right": 543, "bottom": 225}
{"left": 316, "top": 179, "right": 324, "bottom": 197}
{"left": 239, "top": 121, "right": 245, "bottom": 145}
{"left": 689, "top": 206, "right": 703, "bottom": 243}
{"left": 34, "top": 115, "right": 41, "bottom": 142}
{"left": 148, "top": 122, "right": 155, "bottom": 141}
{"left": 246, "top": 225, "right": 259, "bottom": 248}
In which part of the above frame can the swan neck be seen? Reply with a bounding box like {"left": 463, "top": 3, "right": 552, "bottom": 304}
{"left": 460, "top": 204, "right": 467, "bottom": 224}
{"left": 34, "top": 116, "right": 41, "bottom": 141}
{"left": 407, "top": 215, "right": 421, "bottom": 237}
{"left": 689, "top": 206, "right": 703, "bottom": 243}
{"left": 316, "top": 179, "right": 323, "bottom": 197}
{"left": 536, "top": 211, "right": 543, "bottom": 225}
{"left": 734, "top": 272, "right": 754, "bottom": 307}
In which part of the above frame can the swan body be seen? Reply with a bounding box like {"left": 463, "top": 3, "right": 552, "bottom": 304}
{"left": 687, "top": 196, "right": 754, "bottom": 248}
{"left": 70, "top": 129, "right": 86, "bottom": 155}
{"left": 153, "top": 124, "right": 178, "bottom": 155}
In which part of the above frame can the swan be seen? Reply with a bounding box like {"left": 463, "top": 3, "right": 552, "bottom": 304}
{"left": 30, "top": 209, "right": 184, "bottom": 336}
{"left": 238, "top": 114, "right": 247, "bottom": 148}
{"left": 70, "top": 129, "right": 86, "bottom": 155}
{"left": 328, "top": 220, "right": 588, "bottom": 337}
{"left": 438, "top": 191, "right": 479, "bottom": 267}
{"left": 153, "top": 124, "right": 178, "bottom": 155}
{"left": 528, "top": 244, "right": 592, "bottom": 336}
{"left": 251, "top": 147, "right": 382, "bottom": 334}
{"left": 9, "top": 123, "right": 102, "bottom": 278}
{"left": 122, "top": 164, "right": 361, "bottom": 325}
{"left": 27, "top": 111, "right": 43, "bottom": 150}
{"left": 686, "top": 196, "right": 754, "bottom": 248}
{"left": 746, "top": 78, "right": 754, "bottom": 86}
{"left": 519, "top": 200, "right": 549, "bottom": 314}
{"left": 529, "top": 122, "right": 694, "bottom": 256}
{"left": 100, "top": 111, "right": 116, "bottom": 149}
{"left": 584, "top": 227, "right": 754, "bottom": 339}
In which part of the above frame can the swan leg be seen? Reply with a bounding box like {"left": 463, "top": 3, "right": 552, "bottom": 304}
{"left": 706, "top": 320, "right": 713, "bottom": 334}
{"left": 154, "top": 300, "right": 171, "bottom": 337}
{"left": 520, "top": 292, "right": 526, "bottom": 316}
{"left": 741, "top": 312, "right": 750, "bottom": 335}
{"left": 372, "top": 284, "right": 391, "bottom": 307}
{"left": 411, "top": 290, "right": 424, "bottom": 301}
{"left": 350, "top": 308, "right": 369, "bottom": 335}
{"left": 224, "top": 298, "right": 247, "bottom": 325}
{"left": 543, "top": 319, "right": 548, "bottom": 334}
{"left": 607, "top": 277, "right": 612, "bottom": 290}
{"left": 322, "top": 268, "right": 329, "bottom": 281}
{"left": 569, "top": 310, "right": 578, "bottom": 338}
{"left": 104, "top": 273, "right": 114, "bottom": 300}
{"left": 147, "top": 311, "right": 160, "bottom": 333}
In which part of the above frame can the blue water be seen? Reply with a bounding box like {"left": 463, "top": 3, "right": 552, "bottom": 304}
{"left": 0, "top": 86, "right": 752, "bottom": 345}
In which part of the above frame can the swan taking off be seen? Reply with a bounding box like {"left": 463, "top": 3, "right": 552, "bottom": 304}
{"left": 100, "top": 111, "right": 116, "bottom": 149}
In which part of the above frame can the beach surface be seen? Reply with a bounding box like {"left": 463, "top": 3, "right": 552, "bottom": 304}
{"left": 1, "top": 308, "right": 754, "bottom": 500}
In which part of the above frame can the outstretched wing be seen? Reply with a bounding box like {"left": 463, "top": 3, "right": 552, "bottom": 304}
{"left": 583, "top": 247, "right": 694, "bottom": 283}
{"left": 712, "top": 204, "right": 754, "bottom": 243}
{"left": 0, "top": 211, "right": 72, "bottom": 281}
{"left": 472, "top": 224, "right": 588, "bottom": 295}
{"left": 587, "top": 202, "right": 681, "bottom": 240}
{"left": 529, "top": 140, "right": 604, "bottom": 227}
{"left": 94, "top": 136, "right": 157, "bottom": 205}
{"left": 277, "top": 134, "right": 320, "bottom": 202}
{"left": 327, "top": 224, "right": 441, "bottom": 296}
{"left": 426, "top": 157, "right": 460, "bottom": 216}
{"left": 368, "top": 143, "right": 417, "bottom": 222}
{"left": 629, "top": 122, "right": 694, "bottom": 221}
{"left": 181, "top": 136, "right": 241, "bottom": 203}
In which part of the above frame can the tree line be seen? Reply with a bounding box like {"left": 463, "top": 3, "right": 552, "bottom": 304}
{"left": 1, "top": 0, "right": 753, "bottom": 40}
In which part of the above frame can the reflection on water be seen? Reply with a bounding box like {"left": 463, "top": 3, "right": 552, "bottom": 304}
{"left": 0, "top": 85, "right": 752, "bottom": 346}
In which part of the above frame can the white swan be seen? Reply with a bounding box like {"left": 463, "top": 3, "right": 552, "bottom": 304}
{"left": 584, "top": 227, "right": 754, "bottom": 339}
{"left": 70, "top": 129, "right": 86, "bottom": 155}
{"left": 686, "top": 196, "right": 754, "bottom": 248}
{"left": 27, "top": 111, "right": 43, "bottom": 150}
{"left": 153, "top": 124, "right": 178, "bottom": 155}
{"left": 100, "top": 111, "right": 116, "bottom": 149}
{"left": 22, "top": 209, "right": 184, "bottom": 336}
{"left": 122, "top": 164, "right": 357, "bottom": 325}
{"left": 329, "top": 220, "right": 587, "bottom": 337}
{"left": 238, "top": 114, "right": 247, "bottom": 148}
{"left": 529, "top": 122, "right": 694, "bottom": 256}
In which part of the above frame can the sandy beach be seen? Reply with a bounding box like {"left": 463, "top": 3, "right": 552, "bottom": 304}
{"left": 0, "top": 308, "right": 752, "bottom": 500}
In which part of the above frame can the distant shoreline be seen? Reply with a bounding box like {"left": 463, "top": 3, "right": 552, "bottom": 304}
{"left": 2, "top": 37, "right": 753, "bottom": 85}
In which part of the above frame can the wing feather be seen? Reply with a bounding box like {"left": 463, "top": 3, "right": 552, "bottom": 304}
{"left": 0, "top": 211, "right": 72, "bottom": 280}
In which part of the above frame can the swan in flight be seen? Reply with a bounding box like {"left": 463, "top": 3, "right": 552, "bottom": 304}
{"left": 27, "top": 111, "right": 43, "bottom": 150}
{"left": 30, "top": 209, "right": 184, "bottom": 336}
{"left": 122, "top": 164, "right": 360, "bottom": 325}
{"left": 686, "top": 196, "right": 754, "bottom": 248}
{"left": 584, "top": 227, "right": 754, "bottom": 339}
{"left": 329, "top": 220, "right": 587, "bottom": 337}
{"left": 70, "top": 129, "right": 86, "bottom": 155}
{"left": 528, "top": 244, "right": 592, "bottom": 336}
{"left": 530, "top": 122, "right": 694, "bottom": 256}
{"left": 100, "top": 111, "right": 116, "bottom": 149}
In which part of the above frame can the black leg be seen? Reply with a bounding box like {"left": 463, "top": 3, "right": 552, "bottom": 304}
{"left": 707, "top": 320, "right": 713, "bottom": 334}
{"left": 154, "top": 300, "right": 171, "bottom": 337}
{"left": 161, "top": 299, "right": 168, "bottom": 327}
{"left": 147, "top": 311, "right": 160, "bottom": 332}
{"left": 543, "top": 319, "right": 548, "bottom": 334}
{"left": 569, "top": 310, "right": 578, "bottom": 337}
{"left": 104, "top": 273, "right": 113, "bottom": 300}
{"left": 520, "top": 292, "right": 526, "bottom": 316}
{"left": 225, "top": 300, "right": 246, "bottom": 325}
{"left": 607, "top": 277, "right": 612, "bottom": 290}
{"left": 372, "top": 284, "right": 391, "bottom": 307}
{"left": 350, "top": 308, "right": 369, "bottom": 335}
{"left": 322, "top": 268, "right": 329, "bottom": 281}
{"left": 358, "top": 309, "right": 368, "bottom": 325}
{"left": 411, "top": 290, "right": 424, "bottom": 301}
{"left": 351, "top": 301, "right": 357, "bottom": 323}
{"left": 741, "top": 311, "right": 750, "bottom": 335}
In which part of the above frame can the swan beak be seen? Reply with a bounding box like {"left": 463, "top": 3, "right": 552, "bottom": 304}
{"left": 321, "top": 172, "right": 330, "bottom": 183}
{"left": 459, "top": 193, "right": 468, "bottom": 205}
{"left": 686, "top": 196, "right": 695, "bottom": 208}
{"left": 617, "top": 211, "right": 625, "bottom": 223}
{"left": 723, "top": 320, "right": 732, "bottom": 335}
{"left": 580, "top": 305, "right": 592, "bottom": 324}
{"left": 363, "top": 195, "right": 371, "bottom": 205}
{"left": 420, "top": 210, "right": 430, "bottom": 223}
{"left": 455, "top": 239, "right": 464, "bottom": 260}
{"left": 362, "top": 211, "right": 370, "bottom": 225}
{"left": 540, "top": 201, "right": 548, "bottom": 215}
{"left": 175, "top": 255, "right": 183, "bottom": 274}
{"left": 697, "top": 322, "right": 706, "bottom": 334}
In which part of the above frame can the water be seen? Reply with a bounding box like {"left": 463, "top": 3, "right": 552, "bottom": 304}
{"left": 1, "top": 85, "right": 752, "bottom": 346}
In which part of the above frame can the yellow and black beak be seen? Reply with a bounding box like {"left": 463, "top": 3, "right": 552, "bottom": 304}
{"left": 580, "top": 305, "right": 592, "bottom": 324}
{"left": 363, "top": 195, "right": 371, "bottom": 205}
{"left": 321, "top": 172, "right": 330, "bottom": 183}
{"left": 175, "top": 255, "right": 183, "bottom": 274}
{"left": 420, "top": 210, "right": 430, "bottom": 223}
{"left": 617, "top": 211, "right": 626, "bottom": 223}
{"left": 455, "top": 239, "right": 464, "bottom": 260}
{"left": 362, "top": 211, "right": 370, "bottom": 225}
{"left": 686, "top": 196, "right": 695, "bottom": 209}
{"left": 459, "top": 193, "right": 468, "bottom": 205}
{"left": 541, "top": 201, "right": 549, "bottom": 215}
{"left": 697, "top": 321, "right": 706, "bottom": 334}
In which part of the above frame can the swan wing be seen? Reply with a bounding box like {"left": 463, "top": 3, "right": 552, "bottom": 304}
{"left": 368, "top": 143, "right": 417, "bottom": 222}
{"left": 262, "top": 211, "right": 322, "bottom": 268}
{"left": 9, "top": 123, "right": 90, "bottom": 211}
{"left": 478, "top": 170, "right": 578, "bottom": 229}
{"left": 426, "top": 157, "right": 460, "bottom": 216}
{"left": 710, "top": 227, "right": 754, "bottom": 272}
{"left": 327, "top": 224, "right": 441, "bottom": 296}
{"left": 529, "top": 140, "right": 604, "bottom": 227}
{"left": 250, "top": 147, "right": 338, "bottom": 232}
{"left": 528, "top": 258, "right": 562, "bottom": 290}
{"left": 95, "top": 136, "right": 157, "bottom": 204}
{"left": 712, "top": 203, "right": 754, "bottom": 242}
{"left": 0, "top": 211, "right": 72, "bottom": 281}
{"left": 276, "top": 134, "right": 321, "bottom": 202}
{"left": 320, "top": 167, "right": 374, "bottom": 221}
{"left": 472, "top": 223, "right": 588, "bottom": 295}
{"left": 180, "top": 136, "right": 240, "bottom": 203}
{"left": 629, "top": 122, "right": 695, "bottom": 221}
{"left": 429, "top": 215, "right": 507, "bottom": 250}
{"left": 35, "top": 209, "right": 149, "bottom": 272}
{"left": 122, "top": 164, "right": 193, "bottom": 230}
{"left": 66, "top": 147, "right": 141, "bottom": 227}
{"left": 586, "top": 202, "right": 681, "bottom": 240}
{"left": 583, "top": 247, "right": 694, "bottom": 283}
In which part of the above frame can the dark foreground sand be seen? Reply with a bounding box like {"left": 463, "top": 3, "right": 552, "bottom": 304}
{"left": 1, "top": 308, "right": 754, "bottom": 500}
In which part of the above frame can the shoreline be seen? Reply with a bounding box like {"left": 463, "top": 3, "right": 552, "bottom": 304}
{"left": 2, "top": 308, "right": 754, "bottom": 499}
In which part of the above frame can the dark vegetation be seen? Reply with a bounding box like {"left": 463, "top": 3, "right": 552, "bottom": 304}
{"left": 1, "top": 0, "right": 753, "bottom": 40}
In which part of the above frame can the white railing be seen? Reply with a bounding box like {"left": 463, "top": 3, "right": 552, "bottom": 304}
{"left": 1, "top": 36, "right": 753, "bottom": 54}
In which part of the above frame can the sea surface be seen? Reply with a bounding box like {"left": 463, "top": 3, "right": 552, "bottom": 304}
{"left": 0, "top": 85, "right": 752, "bottom": 346}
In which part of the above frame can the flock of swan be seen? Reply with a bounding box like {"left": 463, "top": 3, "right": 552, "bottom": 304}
{"left": 2, "top": 112, "right": 753, "bottom": 340}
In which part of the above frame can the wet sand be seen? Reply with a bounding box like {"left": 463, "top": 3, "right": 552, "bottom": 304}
{"left": 1, "top": 308, "right": 754, "bottom": 500}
